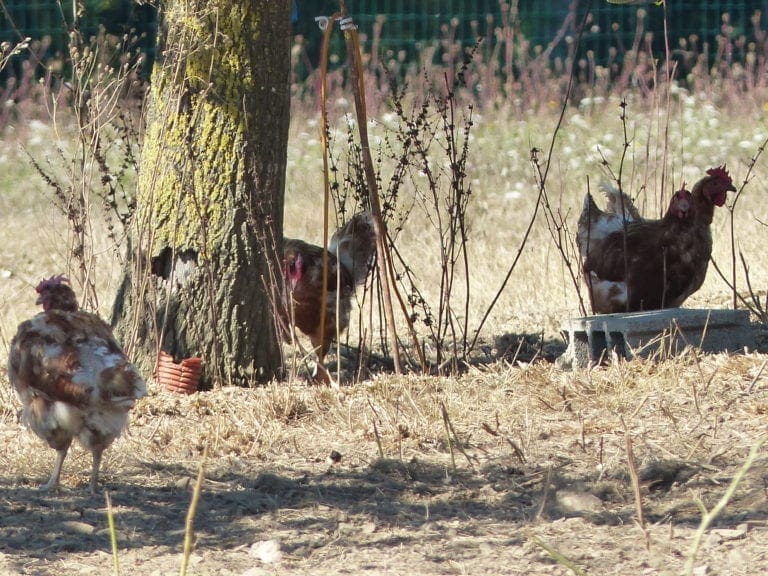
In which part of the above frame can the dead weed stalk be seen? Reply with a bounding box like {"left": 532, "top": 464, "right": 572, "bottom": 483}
{"left": 711, "top": 132, "right": 768, "bottom": 322}
{"left": 395, "top": 72, "right": 475, "bottom": 371}
{"left": 105, "top": 491, "right": 120, "bottom": 576}
{"left": 622, "top": 418, "right": 651, "bottom": 550}
{"left": 25, "top": 14, "right": 144, "bottom": 311}
{"left": 328, "top": 45, "right": 480, "bottom": 374}
{"left": 180, "top": 446, "right": 207, "bottom": 576}
{"left": 474, "top": 0, "right": 593, "bottom": 336}
{"left": 683, "top": 435, "right": 768, "bottom": 576}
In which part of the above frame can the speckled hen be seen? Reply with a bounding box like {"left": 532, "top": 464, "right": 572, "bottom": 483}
{"left": 8, "top": 276, "right": 146, "bottom": 493}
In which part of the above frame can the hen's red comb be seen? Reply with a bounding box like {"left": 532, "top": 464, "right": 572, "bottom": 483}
{"left": 35, "top": 275, "right": 70, "bottom": 293}
{"left": 706, "top": 165, "right": 732, "bottom": 182}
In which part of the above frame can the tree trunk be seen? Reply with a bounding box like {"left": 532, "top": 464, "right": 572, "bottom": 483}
{"left": 112, "top": 0, "right": 291, "bottom": 386}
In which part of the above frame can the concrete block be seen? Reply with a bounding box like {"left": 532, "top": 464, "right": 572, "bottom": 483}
{"left": 557, "top": 308, "right": 755, "bottom": 369}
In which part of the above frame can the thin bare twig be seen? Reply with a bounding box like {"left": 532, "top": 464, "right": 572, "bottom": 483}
{"left": 441, "top": 401, "right": 476, "bottom": 472}
{"left": 724, "top": 133, "right": 768, "bottom": 309}
{"left": 469, "top": 0, "right": 593, "bottom": 352}
{"left": 180, "top": 446, "right": 207, "bottom": 576}
{"left": 622, "top": 419, "right": 650, "bottom": 550}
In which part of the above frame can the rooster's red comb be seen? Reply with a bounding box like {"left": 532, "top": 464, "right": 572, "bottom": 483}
{"left": 706, "top": 165, "right": 732, "bottom": 183}
{"left": 35, "top": 275, "right": 70, "bottom": 293}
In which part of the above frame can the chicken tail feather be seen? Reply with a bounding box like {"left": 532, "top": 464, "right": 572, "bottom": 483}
{"left": 599, "top": 181, "right": 641, "bottom": 221}
{"left": 329, "top": 211, "right": 377, "bottom": 286}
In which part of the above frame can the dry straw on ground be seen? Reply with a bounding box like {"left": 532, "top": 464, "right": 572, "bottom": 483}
{"left": 1, "top": 4, "right": 768, "bottom": 574}
{"left": 0, "top": 353, "right": 766, "bottom": 574}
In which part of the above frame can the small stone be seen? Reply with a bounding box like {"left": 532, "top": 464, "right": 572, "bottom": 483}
{"left": 59, "top": 521, "right": 95, "bottom": 535}
{"left": 249, "top": 539, "right": 282, "bottom": 564}
{"left": 555, "top": 490, "right": 603, "bottom": 514}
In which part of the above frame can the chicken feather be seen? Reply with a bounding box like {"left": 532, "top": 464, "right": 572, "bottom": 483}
{"left": 282, "top": 212, "right": 376, "bottom": 359}
{"left": 577, "top": 166, "right": 736, "bottom": 314}
{"left": 8, "top": 276, "right": 145, "bottom": 493}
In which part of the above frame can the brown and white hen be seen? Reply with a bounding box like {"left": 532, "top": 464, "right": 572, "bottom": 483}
{"left": 8, "top": 276, "right": 146, "bottom": 493}
{"left": 282, "top": 212, "right": 377, "bottom": 359}
{"left": 577, "top": 166, "right": 736, "bottom": 314}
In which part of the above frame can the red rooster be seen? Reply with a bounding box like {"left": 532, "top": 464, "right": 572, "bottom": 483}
{"left": 577, "top": 166, "right": 736, "bottom": 314}
{"left": 8, "top": 276, "right": 146, "bottom": 493}
{"left": 282, "top": 212, "right": 377, "bottom": 359}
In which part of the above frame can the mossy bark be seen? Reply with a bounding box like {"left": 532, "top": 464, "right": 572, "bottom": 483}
{"left": 112, "top": 0, "right": 290, "bottom": 386}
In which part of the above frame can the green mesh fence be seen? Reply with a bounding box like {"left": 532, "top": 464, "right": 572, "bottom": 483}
{"left": 1, "top": 1, "right": 765, "bottom": 75}
{"left": 0, "top": 0, "right": 155, "bottom": 74}
{"left": 338, "top": 1, "right": 764, "bottom": 64}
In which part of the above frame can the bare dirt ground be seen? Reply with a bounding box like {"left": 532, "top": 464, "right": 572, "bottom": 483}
{"left": 0, "top": 347, "right": 766, "bottom": 576}
{"left": 2, "top": 105, "right": 766, "bottom": 575}
{"left": 2, "top": 38, "right": 767, "bottom": 574}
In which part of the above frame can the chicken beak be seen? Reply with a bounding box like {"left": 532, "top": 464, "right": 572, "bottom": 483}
{"left": 727, "top": 183, "right": 737, "bottom": 192}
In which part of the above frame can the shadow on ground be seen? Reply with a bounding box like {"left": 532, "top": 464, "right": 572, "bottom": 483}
{"left": 1, "top": 450, "right": 765, "bottom": 570}
{"left": 320, "top": 331, "right": 569, "bottom": 382}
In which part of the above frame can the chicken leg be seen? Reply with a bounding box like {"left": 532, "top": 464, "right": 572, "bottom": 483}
{"left": 90, "top": 447, "right": 103, "bottom": 494}
{"left": 40, "top": 447, "right": 69, "bottom": 491}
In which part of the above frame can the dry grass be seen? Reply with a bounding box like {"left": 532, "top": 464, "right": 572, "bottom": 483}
{"left": 284, "top": 92, "right": 768, "bottom": 348}
{"left": 2, "top": 88, "right": 767, "bottom": 355}
{"left": 1, "top": 351, "right": 766, "bottom": 574}
{"left": 1, "top": 13, "right": 768, "bottom": 573}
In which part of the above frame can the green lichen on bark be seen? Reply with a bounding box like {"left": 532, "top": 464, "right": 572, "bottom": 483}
{"left": 137, "top": 0, "right": 267, "bottom": 259}
{"left": 114, "top": 0, "right": 290, "bottom": 385}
